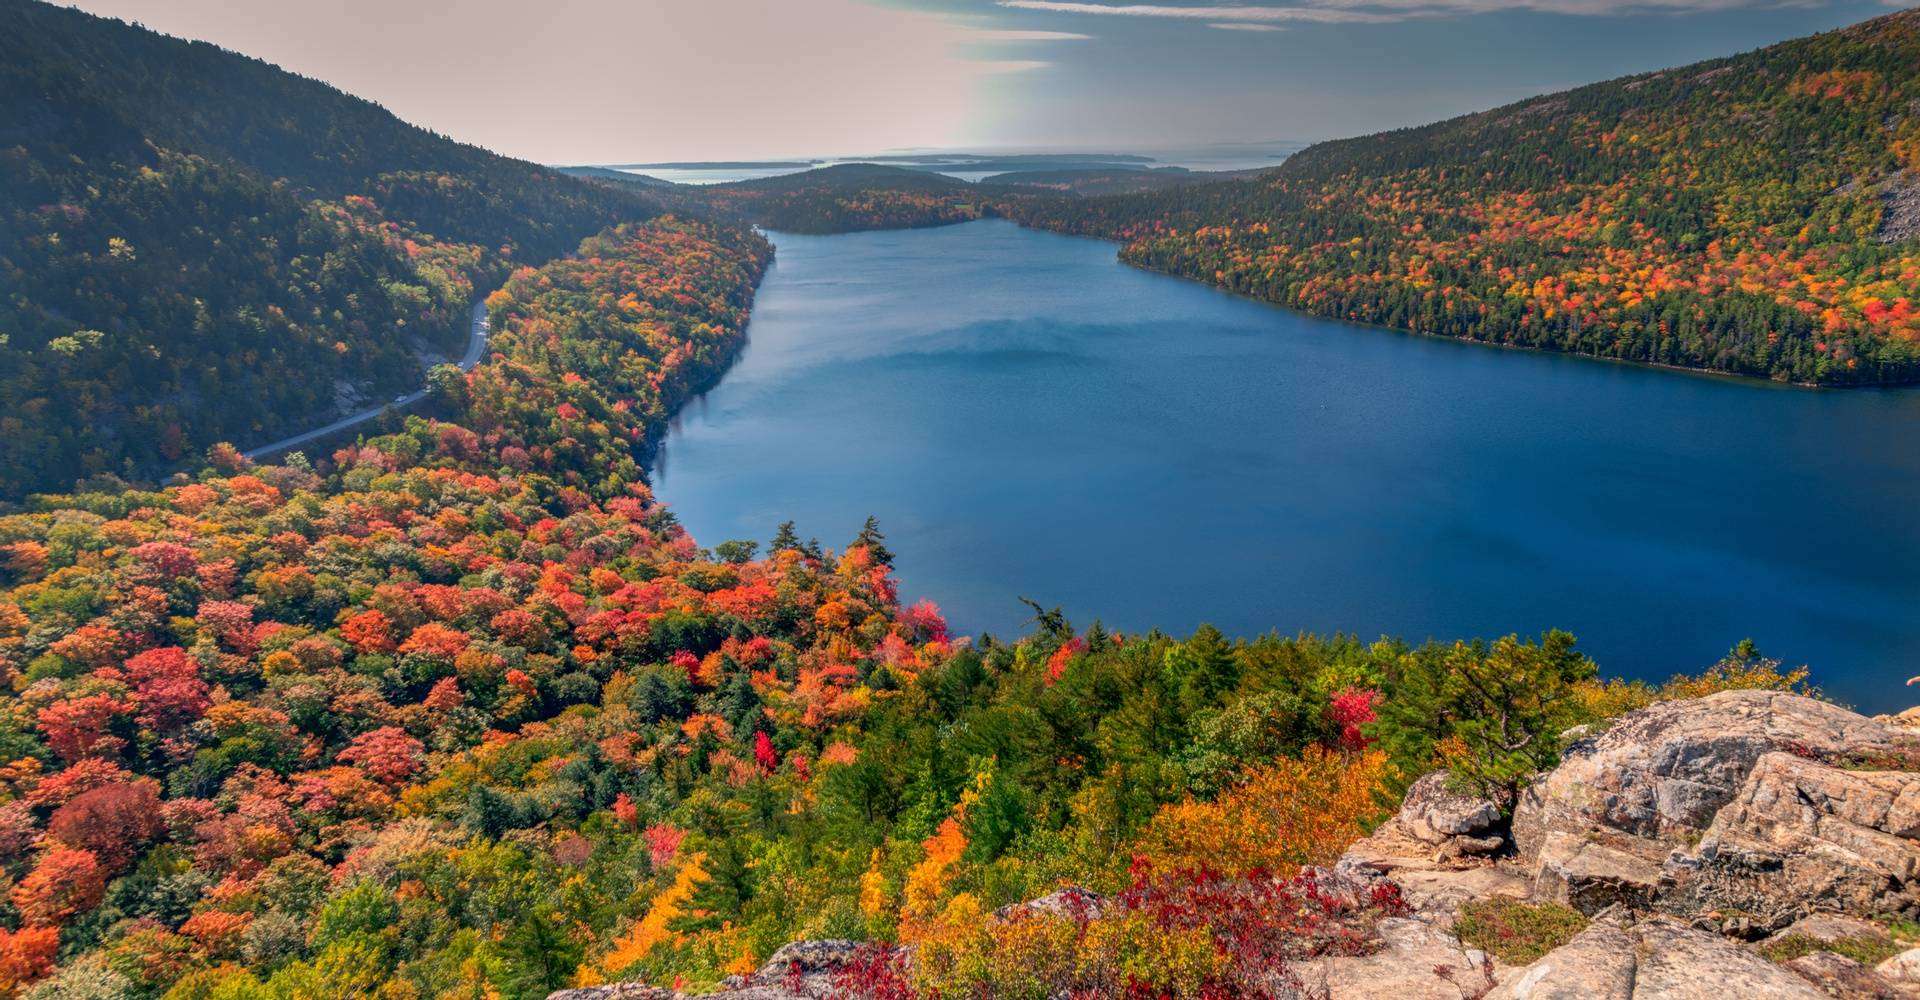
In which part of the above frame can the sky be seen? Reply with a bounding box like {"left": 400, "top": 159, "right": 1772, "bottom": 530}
{"left": 52, "top": 0, "right": 1918, "bottom": 164}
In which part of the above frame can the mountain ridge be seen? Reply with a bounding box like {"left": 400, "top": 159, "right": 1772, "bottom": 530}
{"left": 0, "top": 0, "right": 658, "bottom": 500}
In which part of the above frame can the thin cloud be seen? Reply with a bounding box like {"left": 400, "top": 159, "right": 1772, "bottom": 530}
{"left": 996, "top": 0, "right": 1830, "bottom": 22}
{"left": 1209, "top": 21, "right": 1287, "bottom": 28}
{"left": 996, "top": 2, "right": 1396, "bottom": 22}
{"left": 975, "top": 59, "right": 1056, "bottom": 71}
{"left": 968, "top": 28, "right": 1096, "bottom": 38}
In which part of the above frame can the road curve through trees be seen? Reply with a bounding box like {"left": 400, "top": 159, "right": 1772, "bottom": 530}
{"left": 242, "top": 299, "right": 490, "bottom": 461}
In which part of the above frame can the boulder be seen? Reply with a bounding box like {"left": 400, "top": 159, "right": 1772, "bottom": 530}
{"left": 1530, "top": 831, "right": 1666, "bottom": 915}
{"left": 1433, "top": 832, "right": 1504, "bottom": 862}
{"left": 549, "top": 982, "right": 675, "bottom": 998}
{"left": 1490, "top": 915, "right": 1828, "bottom": 999}
{"left": 993, "top": 886, "right": 1104, "bottom": 921}
{"left": 1398, "top": 771, "right": 1503, "bottom": 845}
{"left": 1508, "top": 691, "right": 1920, "bottom": 926}
{"left": 1660, "top": 752, "right": 1920, "bottom": 927}
{"left": 1880, "top": 948, "right": 1920, "bottom": 985}
{"left": 549, "top": 987, "right": 675, "bottom": 1000}
{"left": 549, "top": 940, "right": 871, "bottom": 1000}
{"left": 1879, "top": 706, "right": 1920, "bottom": 735}
{"left": 1336, "top": 820, "right": 1531, "bottom": 921}
{"left": 1293, "top": 917, "right": 1505, "bottom": 999}
{"left": 1782, "top": 952, "right": 1912, "bottom": 999}
{"left": 1765, "top": 912, "right": 1892, "bottom": 947}
{"left": 1512, "top": 692, "right": 1898, "bottom": 862}
{"left": 1487, "top": 917, "right": 1636, "bottom": 999}
{"left": 752, "top": 939, "right": 865, "bottom": 977}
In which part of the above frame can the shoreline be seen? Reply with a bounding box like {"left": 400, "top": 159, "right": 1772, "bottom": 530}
{"left": 971, "top": 214, "right": 1920, "bottom": 393}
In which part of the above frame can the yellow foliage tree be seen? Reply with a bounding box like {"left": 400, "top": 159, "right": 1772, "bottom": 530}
{"left": 1138, "top": 747, "right": 1389, "bottom": 879}
{"left": 899, "top": 817, "right": 967, "bottom": 941}
{"left": 591, "top": 852, "right": 710, "bottom": 981}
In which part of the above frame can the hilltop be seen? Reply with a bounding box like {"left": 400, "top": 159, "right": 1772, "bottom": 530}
{"left": 0, "top": 0, "right": 658, "bottom": 499}
{"left": 685, "top": 164, "right": 988, "bottom": 234}
{"left": 993, "top": 10, "right": 1920, "bottom": 385}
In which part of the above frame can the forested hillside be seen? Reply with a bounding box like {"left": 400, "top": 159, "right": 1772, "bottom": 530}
{"left": 689, "top": 165, "right": 988, "bottom": 234}
{"left": 0, "top": 4, "right": 1899, "bottom": 996}
{"left": 0, "top": 207, "right": 1809, "bottom": 998}
{"left": 1001, "top": 9, "right": 1920, "bottom": 385}
{"left": 0, "top": 0, "right": 657, "bottom": 500}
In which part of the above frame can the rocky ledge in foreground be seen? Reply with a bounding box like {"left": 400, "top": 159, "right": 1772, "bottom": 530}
{"left": 557, "top": 690, "right": 1920, "bottom": 999}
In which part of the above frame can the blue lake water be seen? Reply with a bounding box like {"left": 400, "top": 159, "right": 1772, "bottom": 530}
{"left": 654, "top": 220, "right": 1920, "bottom": 712}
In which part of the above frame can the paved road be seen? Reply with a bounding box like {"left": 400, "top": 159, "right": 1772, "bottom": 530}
{"left": 243, "top": 299, "right": 490, "bottom": 461}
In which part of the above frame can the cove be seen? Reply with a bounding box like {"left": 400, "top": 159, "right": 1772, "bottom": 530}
{"left": 654, "top": 219, "right": 1920, "bottom": 712}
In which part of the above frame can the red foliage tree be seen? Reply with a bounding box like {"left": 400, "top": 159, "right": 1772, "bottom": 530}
{"left": 120, "top": 646, "right": 211, "bottom": 731}
{"left": 0, "top": 925, "right": 59, "bottom": 993}
{"left": 644, "top": 823, "right": 684, "bottom": 869}
{"left": 340, "top": 609, "right": 395, "bottom": 654}
{"left": 398, "top": 622, "right": 470, "bottom": 660}
{"left": 1044, "top": 637, "right": 1086, "bottom": 687}
{"left": 897, "top": 599, "right": 949, "bottom": 644}
{"left": 24, "top": 757, "right": 132, "bottom": 809}
{"left": 129, "top": 540, "right": 197, "bottom": 579}
{"left": 48, "top": 624, "right": 127, "bottom": 669}
{"left": 422, "top": 676, "right": 464, "bottom": 712}
{"left": 489, "top": 608, "right": 545, "bottom": 647}
{"left": 37, "top": 693, "right": 132, "bottom": 761}
{"left": 195, "top": 600, "right": 257, "bottom": 653}
{"left": 753, "top": 731, "right": 779, "bottom": 774}
{"left": 336, "top": 726, "right": 425, "bottom": 786}
{"left": 612, "top": 792, "right": 639, "bottom": 830}
{"left": 13, "top": 846, "right": 106, "bottom": 925}
{"left": 47, "top": 779, "right": 165, "bottom": 871}
{"left": 1327, "top": 687, "right": 1381, "bottom": 751}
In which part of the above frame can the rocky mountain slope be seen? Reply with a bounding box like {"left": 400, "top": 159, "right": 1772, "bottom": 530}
{"left": 565, "top": 690, "right": 1920, "bottom": 999}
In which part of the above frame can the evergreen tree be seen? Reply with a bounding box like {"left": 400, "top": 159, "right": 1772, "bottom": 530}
{"left": 852, "top": 515, "right": 893, "bottom": 566}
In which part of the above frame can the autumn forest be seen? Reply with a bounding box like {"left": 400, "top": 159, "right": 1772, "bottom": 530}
{"left": 1, "top": 1, "right": 1917, "bottom": 997}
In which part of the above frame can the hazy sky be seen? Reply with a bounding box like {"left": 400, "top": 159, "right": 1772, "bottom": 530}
{"left": 54, "top": 0, "right": 1916, "bottom": 163}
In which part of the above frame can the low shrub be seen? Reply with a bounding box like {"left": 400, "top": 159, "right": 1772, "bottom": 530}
{"left": 1452, "top": 897, "right": 1588, "bottom": 965}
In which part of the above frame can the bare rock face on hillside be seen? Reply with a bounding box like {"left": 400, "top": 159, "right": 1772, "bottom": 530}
{"left": 1879, "top": 173, "right": 1920, "bottom": 244}
{"left": 993, "top": 885, "right": 1104, "bottom": 921}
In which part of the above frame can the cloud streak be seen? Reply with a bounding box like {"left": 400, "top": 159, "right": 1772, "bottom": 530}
{"left": 975, "top": 58, "right": 1057, "bottom": 71}
{"left": 996, "top": 0, "right": 1831, "bottom": 23}
{"left": 997, "top": 2, "right": 1395, "bottom": 23}
{"left": 967, "top": 27, "right": 1096, "bottom": 38}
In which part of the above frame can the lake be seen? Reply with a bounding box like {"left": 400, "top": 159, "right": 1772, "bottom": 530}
{"left": 654, "top": 220, "right": 1920, "bottom": 712}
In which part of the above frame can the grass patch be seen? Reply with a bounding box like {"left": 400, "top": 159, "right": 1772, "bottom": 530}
{"left": 1453, "top": 898, "right": 1588, "bottom": 965}
{"left": 1761, "top": 933, "right": 1905, "bottom": 966}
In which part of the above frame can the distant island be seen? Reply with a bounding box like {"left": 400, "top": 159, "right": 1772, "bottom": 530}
{"left": 602, "top": 159, "right": 821, "bottom": 170}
